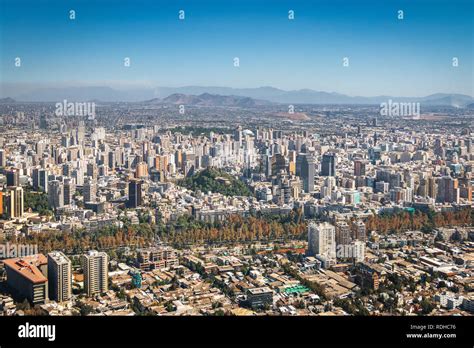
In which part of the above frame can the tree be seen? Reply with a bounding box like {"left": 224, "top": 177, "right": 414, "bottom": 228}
{"left": 419, "top": 298, "right": 435, "bottom": 315}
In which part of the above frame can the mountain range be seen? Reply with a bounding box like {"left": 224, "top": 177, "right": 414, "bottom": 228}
{"left": 2, "top": 85, "right": 473, "bottom": 107}
{"left": 144, "top": 93, "right": 273, "bottom": 107}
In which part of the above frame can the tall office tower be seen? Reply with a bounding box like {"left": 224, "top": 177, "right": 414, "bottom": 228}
{"left": 87, "top": 162, "right": 98, "bottom": 180}
{"left": 354, "top": 220, "right": 367, "bottom": 241}
{"left": 32, "top": 168, "right": 40, "bottom": 191}
{"left": 264, "top": 154, "right": 272, "bottom": 177}
{"left": 81, "top": 250, "right": 108, "bottom": 297}
{"left": 6, "top": 168, "right": 20, "bottom": 187}
{"left": 5, "top": 186, "right": 24, "bottom": 218}
{"left": 321, "top": 153, "right": 336, "bottom": 177}
{"left": 83, "top": 177, "right": 97, "bottom": 203}
{"left": 108, "top": 150, "right": 116, "bottom": 170}
{"left": 63, "top": 178, "right": 74, "bottom": 206}
{"left": 354, "top": 159, "right": 367, "bottom": 176}
{"left": 234, "top": 125, "right": 243, "bottom": 145}
{"left": 335, "top": 221, "right": 352, "bottom": 245}
{"left": 48, "top": 251, "right": 72, "bottom": 302}
{"left": 0, "top": 149, "right": 6, "bottom": 167}
{"left": 39, "top": 169, "right": 49, "bottom": 192}
{"left": 295, "top": 153, "right": 304, "bottom": 177}
{"left": 307, "top": 222, "right": 336, "bottom": 268}
{"left": 48, "top": 180, "right": 64, "bottom": 209}
{"left": 128, "top": 180, "right": 143, "bottom": 208}
{"left": 301, "top": 155, "right": 316, "bottom": 193}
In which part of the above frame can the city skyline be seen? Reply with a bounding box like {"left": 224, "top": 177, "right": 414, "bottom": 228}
{"left": 0, "top": 0, "right": 473, "bottom": 344}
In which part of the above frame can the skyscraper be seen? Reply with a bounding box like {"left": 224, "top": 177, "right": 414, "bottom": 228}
{"left": 63, "top": 178, "right": 75, "bottom": 206}
{"left": 6, "top": 168, "right": 20, "bottom": 187}
{"left": 81, "top": 250, "right": 108, "bottom": 297}
{"left": 5, "top": 186, "right": 24, "bottom": 219}
{"left": 48, "top": 251, "right": 72, "bottom": 302}
{"left": 300, "top": 154, "right": 316, "bottom": 193}
{"left": 321, "top": 153, "right": 336, "bottom": 177}
{"left": 128, "top": 179, "right": 144, "bottom": 208}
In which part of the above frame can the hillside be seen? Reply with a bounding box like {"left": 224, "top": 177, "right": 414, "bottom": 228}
{"left": 177, "top": 167, "right": 252, "bottom": 197}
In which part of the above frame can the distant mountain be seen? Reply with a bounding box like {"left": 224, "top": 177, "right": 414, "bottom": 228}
{"left": 152, "top": 87, "right": 474, "bottom": 107}
{"left": 0, "top": 97, "right": 16, "bottom": 103}
{"left": 418, "top": 94, "right": 474, "bottom": 108}
{"left": 145, "top": 93, "right": 273, "bottom": 107}
{"left": 4, "top": 84, "right": 473, "bottom": 107}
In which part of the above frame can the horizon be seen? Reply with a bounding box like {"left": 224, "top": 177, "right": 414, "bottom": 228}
{"left": 2, "top": 83, "right": 473, "bottom": 101}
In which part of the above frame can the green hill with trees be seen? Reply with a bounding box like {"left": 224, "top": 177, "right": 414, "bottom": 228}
{"left": 177, "top": 167, "right": 252, "bottom": 197}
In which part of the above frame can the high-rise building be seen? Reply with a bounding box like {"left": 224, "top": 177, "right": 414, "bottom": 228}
{"left": 335, "top": 221, "right": 352, "bottom": 245}
{"left": 128, "top": 180, "right": 144, "bottom": 208}
{"left": 6, "top": 168, "right": 20, "bottom": 187}
{"left": 307, "top": 222, "right": 336, "bottom": 268}
{"left": 354, "top": 159, "right": 367, "bottom": 176}
{"left": 271, "top": 153, "right": 287, "bottom": 176}
{"left": 437, "top": 176, "right": 460, "bottom": 204}
{"left": 37, "top": 169, "right": 49, "bottom": 192}
{"left": 135, "top": 161, "right": 148, "bottom": 179}
{"left": 81, "top": 250, "right": 108, "bottom": 297}
{"left": 48, "top": 180, "right": 64, "bottom": 209}
{"left": 108, "top": 151, "right": 116, "bottom": 170}
{"left": 5, "top": 186, "right": 24, "bottom": 218}
{"left": 63, "top": 178, "right": 75, "bottom": 206}
{"left": 321, "top": 153, "right": 336, "bottom": 177}
{"left": 0, "top": 149, "right": 6, "bottom": 167}
{"left": 354, "top": 220, "right": 366, "bottom": 241}
{"left": 300, "top": 154, "right": 316, "bottom": 193}
{"left": 48, "top": 251, "right": 72, "bottom": 302}
{"left": 83, "top": 177, "right": 97, "bottom": 203}
{"left": 87, "top": 162, "right": 98, "bottom": 179}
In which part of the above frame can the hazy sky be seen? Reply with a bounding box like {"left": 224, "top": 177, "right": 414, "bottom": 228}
{"left": 1, "top": 0, "right": 473, "bottom": 97}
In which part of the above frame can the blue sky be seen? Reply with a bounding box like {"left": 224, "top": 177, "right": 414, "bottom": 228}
{"left": 1, "top": 0, "right": 473, "bottom": 97}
